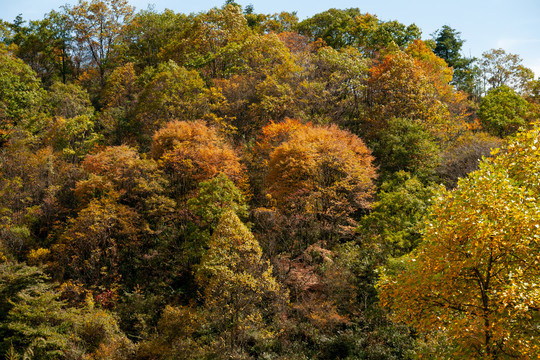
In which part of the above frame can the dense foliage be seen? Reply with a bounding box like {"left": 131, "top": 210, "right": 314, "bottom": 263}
{"left": 0, "top": 1, "right": 538, "bottom": 358}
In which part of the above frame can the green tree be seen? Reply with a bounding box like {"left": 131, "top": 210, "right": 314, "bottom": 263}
{"left": 296, "top": 9, "right": 420, "bottom": 54}
{"left": 157, "top": 4, "right": 251, "bottom": 79}
{"left": 134, "top": 60, "right": 213, "bottom": 144}
{"left": 432, "top": 25, "right": 463, "bottom": 66}
{"left": 119, "top": 8, "right": 190, "bottom": 69}
{"left": 352, "top": 13, "right": 421, "bottom": 55}
{"left": 296, "top": 8, "right": 360, "bottom": 49}
{"left": 0, "top": 46, "right": 44, "bottom": 142}
{"left": 358, "top": 171, "right": 436, "bottom": 257}
{"left": 371, "top": 117, "right": 441, "bottom": 182}
{"left": 98, "top": 62, "right": 138, "bottom": 144}
{"left": 46, "top": 81, "right": 93, "bottom": 119}
{"left": 196, "top": 209, "right": 282, "bottom": 357}
{"left": 431, "top": 25, "right": 477, "bottom": 93}
{"left": 379, "top": 126, "right": 540, "bottom": 359}
{"left": 298, "top": 46, "right": 368, "bottom": 130}
{"left": 0, "top": 262, "right": 132, "bottom": 359}
{"left": 187, "top": 173, "right": 248, "bottom": 230}
{"left": 477, "top": 85, "right": 530, "bottom": 137}
{"left": 7, "top": 11, "right": 74, "bottom": 85}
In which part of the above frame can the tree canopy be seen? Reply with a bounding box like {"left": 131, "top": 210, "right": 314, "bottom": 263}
{"left": 379, "top": 126, "right": 540, "bottom": 359}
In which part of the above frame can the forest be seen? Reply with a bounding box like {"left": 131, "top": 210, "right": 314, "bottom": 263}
{"left": 0, "top": 0, "right": 539, "bottom": 358}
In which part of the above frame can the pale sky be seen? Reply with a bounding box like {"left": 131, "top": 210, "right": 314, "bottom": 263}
{"left": 2, "top": 0, "right": 540, "bottom": 76}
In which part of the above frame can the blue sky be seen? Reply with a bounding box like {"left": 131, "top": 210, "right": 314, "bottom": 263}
{"left": 2, "top": 0, "right": 540, "bottom": 76}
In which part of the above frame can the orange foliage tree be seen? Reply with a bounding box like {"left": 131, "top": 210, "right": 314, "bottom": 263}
{"left": 366, "top": 41, "right": 468, "bottom": 143}
{"left": 253, "top": 119, "right": 376, "bottom": 246}
{"left": 151, "top": 120, "right": 247, "bottom": 198}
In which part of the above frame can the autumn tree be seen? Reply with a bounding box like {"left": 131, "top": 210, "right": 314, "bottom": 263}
{"left": 480, "top": 48, "right": 535, "bottom": 94}
{"left": 212, "top": 32, "right": 300, "bottom": 138}
{"left": 53, "top": 145, "right": 175, "bottom": 290}
{"left": 68, "top": 0, "right": 134, "bottom": 87}
{"left": 379, "top": 126, "right": 540, "bottom": 359}
{"left": 365, "top": 41, "right": 468, "bottom": 143}
{"left": 196, "top": 209, "right": 282, "bottom": 357}
{"left": 151, "top": 120, "right": 247, "bottom": 198}
{"left": 253, "top": 120, "right": 377, "bottom": 247}
{"left": 54, "top": 196, "right": 142, "bottom": 289}
{"left": 0, "top": 139, "right": 65, "bottom": 258}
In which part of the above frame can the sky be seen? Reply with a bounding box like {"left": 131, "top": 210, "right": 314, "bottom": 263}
{"left": 1, "top": 0, "right": 540, "bottom": 76}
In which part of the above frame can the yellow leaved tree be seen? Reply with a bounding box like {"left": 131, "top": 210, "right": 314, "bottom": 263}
{"left": 196, "top": 209, "right": 283, "bottom": 357}
{"left": 378, "top": 125, "right": 540, "bottom": 359}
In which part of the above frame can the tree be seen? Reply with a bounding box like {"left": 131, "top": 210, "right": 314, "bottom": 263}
{"left": 187, "top": 173, "right": 248, "bottom": 231}
{"left": 0, "top": 46, "right": 44, "bottom": 142}
{"left": 68, "top": 0, "right": 134, "bottom": 87}
{"left": 157, "top": 4, "right": 251, "bottom": 79}
{"left": 371, "top": 117, "right": 440, "bottom": 182}
{"left": 211, "top": 32, "right": 300, "bottom": 138}
{"left": 379, "top": 126, "right": 540, "bottom": 359}
{"left": 480, "top": 49, "right": 535, "bottom": 94}
{"left": 45, "top": 114, "right": 102, "bottom": 160}
{"left": 151, "top": 120, "right": 247, "bottom": 198}
{"left": 118, "top": 8, "right": 190, "bottom": 69}
{"left": 98, "top": 62, "right": 137, "bottom": 144}
{"left": 296, "top": 8, "right": 360, "bottom": 49}
{"left": 196, "top": 209, "right": 282, "bottom": 357}
{"left": 296, "top": 8, "right": 420, "bottom": 53}
{"left": 254, "top": 120, "right": 377, "bottom": 246}
{"left": 0, "top": 262, "right": 132, "bottom": 359}
{"left": 76, "top": 145, "right": 172, "bottom": 217}
{"left": 366, "top": 42, "right": 468, "bottom": 143}
{"left": 0, "top": 138, "right": 62, "bottom": 258}
{"left": 432, "top": 25, "right": 463, "bottom": 67}
{"left": 437, "top": 131, "right": 503, "bottom": 188}
{"left": 431, "top": 25, "right": 476, "bottom": 93}
{"left": 54, "top": 196, "right": 142, "bottom": 289}
{"left": 351, "top": 13, "right": 421, "bottom": 55}
{"left": 358, "top": 171, "right": 436, "bottom": 257}
{"left": 47, "top": 81, "right": 93, "bottom": 119}
{"left": 134, "top": 60, "right": 213, "bottom": 144}
{"left": 7, "top": 11, "right": 75, "bottom": 85}
{"left": 477, "top": 85, "right": 530, "bottom": 137}
{"left": 184, "top": 173, "right": 249, "bottom": 263}
{"left": 298, "top": 46, "right": 368, "bottom": 130}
